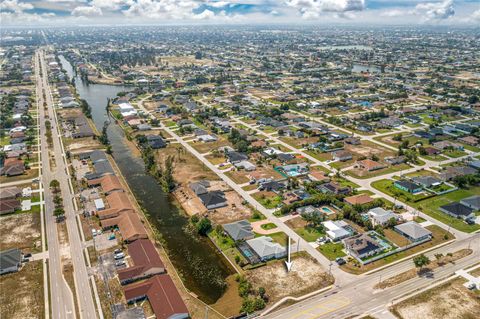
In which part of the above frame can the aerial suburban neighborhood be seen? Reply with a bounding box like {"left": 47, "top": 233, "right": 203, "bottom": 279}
{"left": 1, "top": 1, "right": 480, "bottom": 319}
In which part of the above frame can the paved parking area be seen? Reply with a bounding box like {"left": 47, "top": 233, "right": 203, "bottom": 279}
{"left": 94, "top": 233, "right": 118, "bottom": 251}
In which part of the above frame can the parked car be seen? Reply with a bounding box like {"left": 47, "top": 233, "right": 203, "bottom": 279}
{"left": 467, "top": 283, "right": 476, "bottom": 290}
{"left": 23, "top": 253, "right": 32, "bottom": 258}
{"left": 114, "top": 252, "right": 125, "bottom": 260}
{"left": 335, "top": 257, "right": 346, "bottom": 265}
{"left": 115, "top": 260, "right": 126, "bottom": 267}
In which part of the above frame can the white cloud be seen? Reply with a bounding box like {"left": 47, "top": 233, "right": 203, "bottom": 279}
{"left": 193, "top": 9, "right": 215, "bottom": 19}
{"left": 415, "top": 0, "right": 455, "bottom": 20}
{"left": 91, "top": 0, "right": 134, "bottom": 11}
{"left": 71, "top": 5, "right": 103, "bottom": 17}
{"left": 122, "top": 0, "right": 202, "bottom": 20}
{"left": 0, "top": 0, "right": 33, "bottom": 13}
{"left": 380, "top": 9, "right": 405, "bottom": 18}
{"left": 470, "top": 9, "right": 480, "bottom": 22}
{"left": 285, "top": 0, "right": 365, "bottom": 19}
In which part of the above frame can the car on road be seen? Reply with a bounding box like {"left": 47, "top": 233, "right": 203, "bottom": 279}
{"left": 114, "top": 252, "right": 125, "bottom": 260}
{"left": 335, "top": 257, "right": 346, "bottom": 265}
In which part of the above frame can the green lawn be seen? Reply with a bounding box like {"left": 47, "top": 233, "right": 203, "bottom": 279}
{"left": 209, "top": 229, "right": 235, "bottom": 251}
{"left": 294, "top": 226, "right": 325, "bottom": 242}
{"left": 255, "top": 231, "right": 288, "bottom": 246}
{"left": 318, "top": 242, "right": 346, "bottom": 260}
{"left": 304, "top": 150, "right": 332, "bottom": 162}
{"left": 373, "top": 179, "right": 480, "bottom": 233}
{"left": 443, "top": 149, "right": 468, "bottom": 158}
{"left": 261, "top": 223, "right": 277, "bottom": 230}
{"left": 345, "top": 164, "right": 412, "bottom": 179}
{"left": 253, "top": 193, "right": 283, "bottom": 209}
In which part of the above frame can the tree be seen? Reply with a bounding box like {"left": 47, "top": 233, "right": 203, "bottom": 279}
{"left": 50, "top": 179, "right": 60, "bottom": 191}
{"left": 413, "top": 254, "right": 430, "bottom": 272}
{"left": 196, "top": 217, "right": 212, "bottom": 236}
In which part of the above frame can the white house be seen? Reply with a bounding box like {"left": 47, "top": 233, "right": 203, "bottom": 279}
{"left": 246, "top": 236, "right": 286, "bottom": 261}
{"left": 367, "top": 207, "right": 398, "bottom": 226}
{"left": 323, "top": 220, "right": 350, "bottom": 241}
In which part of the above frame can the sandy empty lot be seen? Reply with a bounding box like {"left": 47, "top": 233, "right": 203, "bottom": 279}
{"left": 247, "top": 253, "right": 333, "bottom": 303}
{"left": 0, "top": 260, "right": 44, "bottom": 319}
{"left": 392, "top": 278, "right": 480, "bottom": 319}
{"left": 0, "top": 212, "right": 42, "bottom": 253}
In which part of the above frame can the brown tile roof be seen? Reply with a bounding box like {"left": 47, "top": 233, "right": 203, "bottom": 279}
{"left": 117, "top": 239, "right": 165, "bottom": 283}
{"left": 344, "top": 194, "right": 374, "bottom": 205}
{"left": 100, "top": 210, "right": 148, "bottom": 242}
{"left": 100, "top": 174, "right": 123, "bottom": 194}
{"left": 123, "top": 275, "right": 188, "bottom": 319}
{"left": 97, "top": 191, "right": 133, "bottom": 219}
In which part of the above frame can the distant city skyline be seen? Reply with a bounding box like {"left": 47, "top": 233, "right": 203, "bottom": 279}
{"left": 0, "top": 0, "right": 479, "bottom": 26}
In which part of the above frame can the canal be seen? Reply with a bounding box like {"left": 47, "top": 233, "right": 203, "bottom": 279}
{"left": 58, "top": 55, "right": 232, "bottom": 304}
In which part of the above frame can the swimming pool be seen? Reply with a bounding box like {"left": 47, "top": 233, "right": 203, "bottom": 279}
{"left": 321, "top": 206, "right": 334, "bottom": 214}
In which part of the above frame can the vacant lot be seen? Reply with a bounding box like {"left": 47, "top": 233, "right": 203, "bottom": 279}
{"left": 391, "top": 278, "right": 480, "bottom": 319}
{"left": 156, "top": 144, "right": 218, "bottom": 184}
{"left": 0, "top": 212, "right": 42, "bottom": 253}
{"left": 246, "top": 253, "right": 333, "bottom": 303}
{"left": 0, "top": 260, "right": 44, "bottom": 319}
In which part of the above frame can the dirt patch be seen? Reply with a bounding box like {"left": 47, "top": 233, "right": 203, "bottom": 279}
{"left": 0, "top": 260, "right": 44, "bottom": 319}
{"left": 285, "top": 216, "right": 307, "bottom": 229}
{"left": 156, "top": 144, "right": 218, "bottom": 184}
{"left": 391, "top": 278, "right": 480, "bottom": 319}
{"left": 0, "top": 212, "right": 42, "bottom": 253}
{"left": 375, "top": 249, "right": 472, "bottom": 289}
{"left": 246, "top": 253, "right": 333, "bottom": 303}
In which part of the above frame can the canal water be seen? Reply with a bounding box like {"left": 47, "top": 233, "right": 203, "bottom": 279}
{"left": 58, "top": 56, "right": 232, "bottom": 304}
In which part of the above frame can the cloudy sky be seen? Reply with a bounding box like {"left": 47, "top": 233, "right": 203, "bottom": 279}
{"left": 1, "top": 0, "right": 479, "bottom": 26}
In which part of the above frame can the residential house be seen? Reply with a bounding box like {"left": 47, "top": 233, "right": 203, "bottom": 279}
{"left": 0, "top": 249, "right": 22, "bottom": 275}
{"left": 411, "top": 176, "right": 443, "bottom": 189}
{"left": 356, "top": 159, "right": 386, "bottom": 172}
{"left": 394, "top": 222, "right": 432, "bottom": 243}
{"left": 0, "top": 158, "right": 25, "bottom": 176}
{"left": 223, "top": 220, "right": 254, "bottom": 241}
{"left": 123, "top": 275, "right": 189, "bottom": 319}
{"left": 332, "top": 150, "right": 352, "bottom": 162}
{"left": 0, "top": 187, "right": 22, "bottom": 200}
{"left": 344, "top": 194, "right": 374, "bottom": 206}
{"left": 439, "top": 166, "right": 477, "bottom": 181}
{"left": 323, "top": 220, "right": 351, "bottom": 241}
{"left": 439, "top": 202, "right": 475, "bottom": 221}
{"left": 394, "top": 180, "right": 423, "bottom": 194}
{"left": 367, "top": 207, "right": 398, "bottom": 226}
{"left": 0, "top": 199, "right": 21, "bottom": 215}
{"left": 246, "top": 236, "right": 287, "bottom": 261}
{"left": 117, "top": 239, "right": 165, "bottom": 284}
{"left": 101, "top": 211, "right": 148, "bottom": 242}
{"left": 198, "top": 191, "right": 228, "bottom": 210}
{"left": 226, "top": 151, "right": 248, "bottom": 164}
{"left": 317, "top": 182, "right": 351, "bottom": 195}
{"left": 343, "top": 233, "right": 384, "bottom": 260}
{"left": 460, "top": 196, "right": 480, "bottom": 211}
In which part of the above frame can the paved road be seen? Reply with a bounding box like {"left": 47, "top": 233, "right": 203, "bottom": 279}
{"left": 38, "top": 49, "right": 98, "bottom": 319}
{"left": 264, "top": 233, "right": 480, "bottom": 319}
{"left": 35, "top": 50, "right": 76, "bottom": 319}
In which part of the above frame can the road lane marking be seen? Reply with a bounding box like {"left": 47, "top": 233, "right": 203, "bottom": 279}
{"left": 289, "top": 297, "right": 351, "bottom": 319}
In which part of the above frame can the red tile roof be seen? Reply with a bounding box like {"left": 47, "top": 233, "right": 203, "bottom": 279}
{"left": 123, "top": 275, "right": 189, "bottom": 319}
{"left": 117, "top": 239, "right": 165, "bottom": 283}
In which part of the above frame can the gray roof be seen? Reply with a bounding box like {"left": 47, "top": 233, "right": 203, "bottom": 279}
{"left": 223, "top": 220, "right": 254, "bottom": 241}
{"left": 246, "top": 236, "right": 286, "bottom": 259}
{"left": 394, "top": 222, "right": 432, "bottom": 240}
{"left": 0, "top": 248, "right": 22, "bottom": 271}
{"left": 460, "top": 195, "right": 480, "bottom": 210}
{"left": 412, "top": 176, "right": 442, "bottom": 188}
